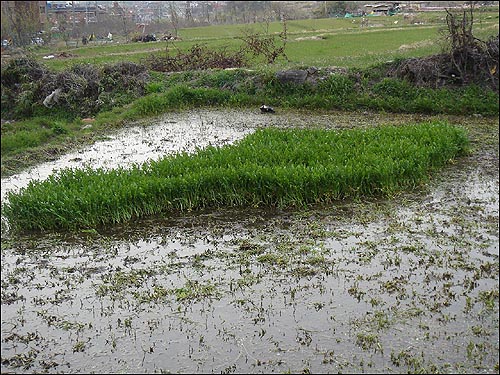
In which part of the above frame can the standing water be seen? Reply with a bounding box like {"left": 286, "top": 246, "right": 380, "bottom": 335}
{"left": 1, "top": 110, "right": 498, "bottom": 373}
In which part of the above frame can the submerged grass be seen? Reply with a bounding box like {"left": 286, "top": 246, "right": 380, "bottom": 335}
{"left": 2, "top": 121, "right": 469, "bottom": 232}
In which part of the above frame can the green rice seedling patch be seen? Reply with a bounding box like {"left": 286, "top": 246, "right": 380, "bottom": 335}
{"left": 2, "top": 121, "right": 469, "bottom": 232}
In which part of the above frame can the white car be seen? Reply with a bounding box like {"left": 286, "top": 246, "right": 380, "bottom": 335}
{"left": 32, "top": 37, "right": 44, "bottom": 45}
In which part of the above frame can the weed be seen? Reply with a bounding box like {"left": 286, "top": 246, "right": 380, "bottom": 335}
{"left": 356, "top": 332, "right": 382, "bottom": 352}
{"left": 477, "top": 289, "right": 499, "bottom": 311}
{"left": 73, "top": 341, "right": 86, "bottom": 352}
{"left": 173, "top": 280, "right": 219, "bottom": 302}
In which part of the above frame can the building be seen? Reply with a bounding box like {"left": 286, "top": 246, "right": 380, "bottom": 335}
{"left": 1, "top": 1, "right": 47, "bottom": 26}
{"left": 1, "top": 1, "right": 47, "bottom": 45}
{"left": 364, "top": 2, "right": 401, "bottom": 15}
{"left": 46, "top": 1, "right": 108, "bottom": 24}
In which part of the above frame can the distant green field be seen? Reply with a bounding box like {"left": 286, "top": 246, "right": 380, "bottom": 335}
{"left": 32, "top": 10, "right": 499, "bottom": 71}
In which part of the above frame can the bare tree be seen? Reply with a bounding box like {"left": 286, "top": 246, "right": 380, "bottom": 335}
{"left": 271, "top": 1, "right": 285, "bottom": 21}
{"left": 239, "top": 16, "right": 289, "bottom": 64}
{"left": 168, "top": 1, "right": 180, "bottom": 37}
{"left": 200, "top": 1, "right": 212, "bottom": 24}
{"left": 113, "top": 1, "right": 133, "bottom": 41}
{"left": 184, "top": 1, "right": 194, "bottom": 26}
{"left": 1, "top": 1, "right": 41, "bottom": 47}
{"left": 154, "top": 2, "right": 164, "bottom": 24}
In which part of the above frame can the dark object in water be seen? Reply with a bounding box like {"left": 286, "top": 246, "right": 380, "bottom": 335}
{"left": 260, "top": 104, "right": 275, "bottom": 113}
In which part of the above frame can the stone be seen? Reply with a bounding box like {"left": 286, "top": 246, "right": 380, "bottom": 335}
{"left": 275, "top": 70, "right": 308, "bottom": 85}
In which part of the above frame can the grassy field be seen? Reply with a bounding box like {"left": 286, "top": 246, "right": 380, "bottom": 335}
{"left": 27, "top": 10, "right": 499, "bottom": 70}
{"left": 46, "top": 26, "right": 442, "bottom": 70}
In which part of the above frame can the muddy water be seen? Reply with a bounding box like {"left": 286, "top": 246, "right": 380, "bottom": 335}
{"left": 1, "top": 110, "right": 498, "bottom": 374}
{"left": 1, "top": 110, "right": 258, "bottom": 201}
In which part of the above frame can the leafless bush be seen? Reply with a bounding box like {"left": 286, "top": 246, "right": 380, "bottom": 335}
{"left": 1, "top": 59, "right": 150, "bottom": 118}
{"left": 1, "top": 57, "right": 48, "bottom": 86}
{"left": 144, "top": 18, "right": 289, "bottom": 73}
{"left": 238, "top": 17, "right": 289, "bottom": 64}
{"left": 443, "top": 6, "right": 498, "bottom": 89}
{"left": 101, "top": 62, "right": 149, "bottom": 92}
{"left": 387, "top": 57, "right": 439, "bottom": 88}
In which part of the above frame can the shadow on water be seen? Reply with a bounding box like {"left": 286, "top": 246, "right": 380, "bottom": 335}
{"left": 1, "top": 109, "right": 498, "bottom": 373}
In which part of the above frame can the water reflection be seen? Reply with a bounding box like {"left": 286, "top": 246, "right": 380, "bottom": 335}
{"left": 1, "top": 111, "right": 498, "bottom": 374}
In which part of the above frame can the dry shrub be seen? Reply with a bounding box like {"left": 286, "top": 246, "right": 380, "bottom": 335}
{"left": 145, "top": 18, "right": 288, "bottom": 72}
{"left": 1, "top": 57, "right": 48, "bottom": 86}
{"left": 1, "top": 59, "right": 150, "bottom": 118}
{"left": 145, "top": 44, "right": 247, "bottom": 72}
{"left": 101, "top": 62, "right": 149, "bottom": 93}
{"left": 387, "top": 6, "right": 498, "bottom": 91}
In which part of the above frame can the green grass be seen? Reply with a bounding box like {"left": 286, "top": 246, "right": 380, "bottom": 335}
{"left": 1, "top": 116, "right": 81, "bottom": 155}
{"left": 32, "top": 10, "right": 498, "bottom": 71}
{"left": 0, "top": 114, "right": 121, "bottom": 176}
{"left": 2, "top": 121, "right": 470, "bottom": 232}
{"left": 284, "top": 26, "right": 443, "bottom": 67}
{"left": 119, "top": 75, "right": 499, "bottom": 119}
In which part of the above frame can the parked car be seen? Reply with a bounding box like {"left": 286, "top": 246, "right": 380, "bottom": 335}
{"left": 132, "top": 34, "right": 157, "bottom": 43}
{"left": 31, "top": 37, "right": 44, "bottom": 45}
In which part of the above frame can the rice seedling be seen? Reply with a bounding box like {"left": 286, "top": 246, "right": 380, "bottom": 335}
{"left": 2, "top": 121, "right": 469, "bottom": 232}
{"left": 356, "top": 332, "right": 382, "bottom": 352}
{"left": 73, "top": 340, "right": 86, "bottom": 352}
{"left": 173, "top": 280, "right": 219, "bottom": 302}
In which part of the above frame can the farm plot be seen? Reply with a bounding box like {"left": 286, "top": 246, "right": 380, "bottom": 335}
{"left": 1, "top": 110, "right": 498, "bottom": 374}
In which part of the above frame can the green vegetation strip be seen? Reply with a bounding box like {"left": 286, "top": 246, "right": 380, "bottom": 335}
{"left": 2, "top": 121, "right": 469, "bottom": 231}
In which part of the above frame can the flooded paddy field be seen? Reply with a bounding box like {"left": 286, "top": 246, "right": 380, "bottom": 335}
{"left": 1, "top": 109, "right": 498, "bottom": 374}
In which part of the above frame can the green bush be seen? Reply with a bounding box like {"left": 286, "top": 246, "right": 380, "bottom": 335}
{"left": 372, "top": 78, "right": 416, "bottom": 100}
{"left": 145, "top": 82, "right": 164, "bottom": 94}
{"left": 318, "top": 74, "right": 355, "bottom": 98}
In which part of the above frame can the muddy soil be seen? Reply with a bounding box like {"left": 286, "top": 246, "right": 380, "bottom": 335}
{"left": 1, "top": 109, "right": 498, "bottom": 374}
